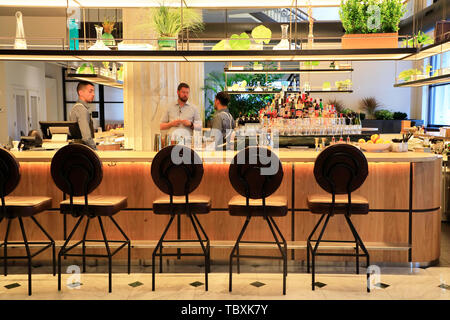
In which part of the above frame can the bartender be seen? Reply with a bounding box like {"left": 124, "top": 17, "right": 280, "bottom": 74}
{"left": 160, "top": 83, "right": 201, "bottom": 141}
{"left": 69, "top": 81, "right": 96, "bottom": 149}
{"left": 211, "top": 91, "right": 235, "bottom": 150}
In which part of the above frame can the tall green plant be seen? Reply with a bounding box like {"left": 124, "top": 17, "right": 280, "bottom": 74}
{"left": 339, "top": 0, "right": 406, "bottom": 34}
{"left": 150, "top": 5, "right": 203, "bottom": 37}
{"left": 202, "top": 63, "right": 282, "bottom": 122}
{"left": 380, "top": 0, "right": 406, "bottom": 33}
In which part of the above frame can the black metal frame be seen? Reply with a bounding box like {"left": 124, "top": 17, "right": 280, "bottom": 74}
{"left": 0, "top": 215, "right": 56, "bottom": 296}
{"left": 306, "top": 150, "right": 370, "bottom": 292}
{"left": 151, "top": 150, "right": 210, "bottom": 291}
{"left": 57, "top": 214, "right": 130, "bottom": 293}
{"left": 229, "top": 215, "right": 287, "bottom": 295}
{"left": 56, "top": 150, "right": 130, "bottom": 293}
{"left": 228, "top": 150, "right": 287, "bottom": 295}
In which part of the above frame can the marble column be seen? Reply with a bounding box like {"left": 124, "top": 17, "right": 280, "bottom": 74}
{"left": 122, "top": 8, "right": 204, "bottom": 151}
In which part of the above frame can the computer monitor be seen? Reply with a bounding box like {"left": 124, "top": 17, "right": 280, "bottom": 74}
{"left": 39, "top": 121, "right": 82, "bottom": 140}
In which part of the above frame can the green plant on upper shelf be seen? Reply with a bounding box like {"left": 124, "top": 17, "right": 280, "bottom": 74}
{"left": 375, "top": 109, "right": 394, "bottom": 120}
{"left": 398, "top": 68, "right": 423, "bottom": 82}
{"left": 251, "top": 25, "right": 272, "bottom": 45}
{"left": 402, "top": 30, "right": 434, "bottom": 48}
{"left": 213, "top": 25, "right": 271, "bottom": 51}
{"left": 335, "top": 79, "right": 352, "bottom": 90}
{"left": 303, "top": 61, "right": 320, "bottom": 68}
{"left": 359, "top": 96, "right": 382, "bottom": 119}
{"left": 101, "top": 18, "right": 116, "bottom": 46}
{"left": 229, "top": 32, "right": 251, "bottom": 50}
{"left": 322, "top": 81, "right": 331, "bottom": 90}
{"left": 76, "top": 63, "right": 94, "bottom": 74}
{"left": 339, "top": 0, "right": 406, "bottom": 34}
{"left": 150, "top": 4, "right": 203, "bottom": 50}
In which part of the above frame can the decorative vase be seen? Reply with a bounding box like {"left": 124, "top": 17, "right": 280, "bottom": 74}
{"left": 68, "top": 18, "right": 79, "bottom": 50}
{"left": 14, "top": 11, "right": 27, "bottom": 49}
{"left": 101, "top": 32, "right": 115, "bottom": 46}
{"left": 89, "top": 26, "right": 110, "bottom": 50}
{"left": 158, "top": 37, "right": 177, "bottom": 51}
{"left": 273, "top": 24, "right": 290, "bottom": 50}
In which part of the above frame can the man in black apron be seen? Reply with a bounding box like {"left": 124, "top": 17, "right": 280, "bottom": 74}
{"left": 69, "top": 81, "right": 96, "bottom": 149}
{"left": 211, "top": 91, "right": 235, "bottom": 150}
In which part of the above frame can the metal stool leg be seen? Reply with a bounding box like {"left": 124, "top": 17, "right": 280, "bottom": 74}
{"left": 311, "top": 214, "right": 332, "bottom": 291}
{"left": 58, "top": 215, "right": 84, "bottom": 291}
{"left": 3, "top": 218, "right": 11, "bottom": 277}
{"left": 307, "top": 214, "right": 326, "bottom": 274}
{"left": 229, "top": 216, "right": 251, "bottom": 292}
{"left": 266, "top": 216, "right": 287, "bottom": 295}
{"left": 30, "top": 216, "right": 56, "bottom": 276}
{"left": 188, "top": 213, "right": 209, "bottom": 291}
{"left": 81, "top": 217, "right": 90, "bottom": 273}
{"left": 109, "top": 216, "right": 131, "bottom": 274}
{"left": 98, "top": 216, "right": 112, "bottom": 293}
{"left": 192, "top": 213, "right": 211, "bottom": 274}
{"left": 18, "top": 217, "right": 32, "bottom": 296}
{"left": 152, "top": 215, "right": 175, "bottom": 291}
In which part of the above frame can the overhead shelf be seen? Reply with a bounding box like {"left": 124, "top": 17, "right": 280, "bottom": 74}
{"left": 0, "top": 48, "right": 417, "bottom": 63}
{"left": 67, "top": 73, "right": 123, "bottom": 89}
{"left": 403, "top": 40, "right": 450, "bottom": 61}
{"left": 225, "top": 90, "right": 353, "bottom": 94}
{"left": 224, "top": 68, "right": 354, "bottom": 74}
{"left": 393, "top": 73, "right": 449, "bottom": 87}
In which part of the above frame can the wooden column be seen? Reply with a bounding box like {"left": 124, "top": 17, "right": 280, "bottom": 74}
{"left": 122, "top": 8, "right": 204, "bottom": 151}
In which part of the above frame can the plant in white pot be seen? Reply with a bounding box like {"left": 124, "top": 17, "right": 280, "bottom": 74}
{"left": 150, "top": 5, "right": 203, "bottom": 50}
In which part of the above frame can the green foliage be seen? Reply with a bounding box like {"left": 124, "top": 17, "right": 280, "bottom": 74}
{"left": 398, "top": 68, "right": 422, "bottom": 81}
{"left": 339, "top": 0, "right": 406, "bottom": 34}
{"left": 375, "top": 109, "right": 394, "bottom": 120}
{"left": 251, "top": 25, "right": 272, "bottom": 44}
{"left": 229, "top": 33, "right": 251, "bottom": 50}
{"left": 202, "top": 63, "right": 282, "bottom": 121}
{"left": 340, "top": 0, "right": 366, "bottom": 34}
{"left": 213, "top": 25, "right": 272, "bottom": 50}
{"left": 393, "top": 112, "right": 407, "bottom": 120}
{"left": 150, "top": 5, "right": 203, "bottom": 37}
{"left": 402, "top": 31, "right": 434, "bottom": 48}
{"left": 380, "top": 0, "right": 407, "bottom": 33}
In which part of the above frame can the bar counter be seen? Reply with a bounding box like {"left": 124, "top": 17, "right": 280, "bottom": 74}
{"left": 4, "top": 149, "right": 442, "bottom": 266}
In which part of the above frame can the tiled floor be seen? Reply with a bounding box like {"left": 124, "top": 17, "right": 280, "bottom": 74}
{"left": 2, "top": 223, "right": 450, "bottom": 300}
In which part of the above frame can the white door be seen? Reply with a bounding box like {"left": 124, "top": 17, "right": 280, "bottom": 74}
{"left": 27, "top": 91, "right": 40, "bottom": 131}
{"left": 12, "top": 89, "right": 27, "bottom": 139}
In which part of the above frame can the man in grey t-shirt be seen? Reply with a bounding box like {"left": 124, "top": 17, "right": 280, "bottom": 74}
{"left": 69, "top": 81, "right": 96, "bottom": 149}
{"left": 211, "top": 91, "right": 235, "bottom": 150}
{"left": 160, "top": 83, "right": 201, "bottom": 140}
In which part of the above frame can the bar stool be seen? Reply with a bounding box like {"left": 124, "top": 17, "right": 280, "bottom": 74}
{"left": 150, "top": 145, "right": 211, "bottom": 291}
{"left": 306, "top": 144, "right": 370, "bottom": 292}
{"left": 50, "top": 144, "right": 130, "bottom": 293}
{"left": 0, "top": 147, "right": 55, "bottom": 296}
{"left": 228, "top": 146, "right": 288, "bottom": 295}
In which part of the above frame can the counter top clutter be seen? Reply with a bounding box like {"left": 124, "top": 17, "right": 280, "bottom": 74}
{"left": 10, "top": 149, "right": 441, "bottom": 163}
{"left": 94, "top": 127, "right": 125, "bottom": 150}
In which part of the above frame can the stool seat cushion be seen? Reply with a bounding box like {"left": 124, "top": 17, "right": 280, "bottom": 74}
{"left": 307, "top": 194, "right": 369, "bottom": 215}
{"left": 228, "top": 195, "right": 288, "bottom": 217}
{"left": 60, "top": 195, "right": 127, "bottom": 216}
{"left": 1, "top": 196, "right": 52, "bottom": 217}
{"left": 153, "top": 195, "right": 211, "bottom": 215}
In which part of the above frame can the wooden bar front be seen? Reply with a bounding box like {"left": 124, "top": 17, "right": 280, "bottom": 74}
{"left": 2, "top": 150, "right": 442, "bottom": 266}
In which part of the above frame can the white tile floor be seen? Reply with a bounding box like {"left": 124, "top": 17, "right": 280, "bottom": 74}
{"left": 2, "top": 223, "right": 450, "bottom": 300}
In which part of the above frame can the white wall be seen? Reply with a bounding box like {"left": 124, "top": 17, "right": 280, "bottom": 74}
{"left": 0, "top": 62, "right": 47, "bottom": 142}
{"left": 308, "top": 60, "right": 414, "bottom": 117}
{"left": 45, "top": 63, "right": 64, "bottom": 121}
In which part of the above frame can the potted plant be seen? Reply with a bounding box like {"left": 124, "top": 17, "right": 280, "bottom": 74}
{"left": 335, "top": 79, "right": 352, "bottom": 90}
{"left": 340, "top": 0, "right": 406, "bottom": 49}
{"left": 151, "top": 5, "right": 203, "bottom": 51}
{"left": 402, "top": 30, "right": 434, "bottom": 49}
{"left": 398, "top": 68, "right": 423, "bottom": 82}
{"left": 101, "top": 18, "right": 116, "bottom": 46}
{"left": 359, "top": 96, "right": 381, "bottom": 119}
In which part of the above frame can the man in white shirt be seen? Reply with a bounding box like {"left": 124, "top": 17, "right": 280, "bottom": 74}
{"left": 160, "top": 83, "right": 201, "bottom": 140}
